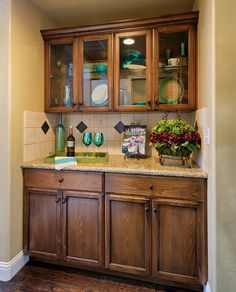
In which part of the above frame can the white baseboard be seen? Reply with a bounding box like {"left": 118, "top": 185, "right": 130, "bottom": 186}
{"left": 204, "top": 282, "right": 212, "bottom": 292}
{"left": 0, "top": 251, "right": 29, "bottom": 282}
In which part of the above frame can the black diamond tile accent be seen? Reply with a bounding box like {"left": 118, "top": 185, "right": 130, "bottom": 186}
{"left": 114, "top": 121, "right": 124, "bottom": 134}
{"left": 41, "top": 121, "right": 49, "bottom": 134}
{"left": 76, "top": 121, "right": 88, "bottom": 133}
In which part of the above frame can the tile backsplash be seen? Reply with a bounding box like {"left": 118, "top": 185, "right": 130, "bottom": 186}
{"left": 24, "top": 111, "right": 56, "bottom": 162}
{"left": 23, "top": 111, "right": 195, "bottom": 162}
{"left": 64, "top": 112, "right": 195, "bottom": 155}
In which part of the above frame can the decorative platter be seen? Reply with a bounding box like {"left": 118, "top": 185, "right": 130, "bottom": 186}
{"left": 91, "top": 84, "right": 108, "bottom": 106}
{"left": 159, "top": 78, "right": 184, "bottom": 104}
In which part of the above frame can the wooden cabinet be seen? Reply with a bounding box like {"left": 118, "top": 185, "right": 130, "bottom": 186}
{"left": 62, "top": 191, "right": 104, "bottom": 267}
{"left": 23, "top": 168, "right": 207, "bottom": 291}
{"left": 41, "top": 12, "right": 198, "bottom": 113}
{"left": 24, "top": 189, "right": 61, "bottom": 260}
{"left": 153, "top": 24, "right": 196, "bottom": 110}
{"left": 105, "top": 173, "right": 207, "bottom": 289}
{"left": 105, "top": 194, "right": 151, "bottom": 275}
{"left": 24, "top": 169, "right": 104, "bottom": 268}
{"left": 114, "top": 30, "right": 152, "bottom": 111}
{"left": 152, "top": 199, "right": 204, "bottom": 286}
{"left": 44, "top": 38, "right": 78, "bottom": 112}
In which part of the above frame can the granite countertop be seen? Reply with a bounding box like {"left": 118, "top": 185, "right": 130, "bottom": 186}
{"left": 21, "top": 155, "right": 207, "bottom": 179}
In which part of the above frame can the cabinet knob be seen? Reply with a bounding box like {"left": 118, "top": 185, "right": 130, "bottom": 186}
{"left": 78, "top": 102, "right": 83, "bottom": 106}
{"left": 153, "top": 208, "right": 159, "bottom": 213}
{"left": 149, "top": 185, "right": 154, "bottom": 190}
{"left": 145, "top": 206, "right": 150, "bottom": 212}
{"left": 147, "top": 101, "right": 151, "bottom": 105}
{"left": 57, "top": 178, "right": 64, "bottom": 184}
{"left": 155, "top": 99, "right": 159, "bottom": 106}
{"left": 55, "top": 196, "right": 60, "bottom": 203}
{"left": 62, "top": 196, "right": 67, "bottom": 204}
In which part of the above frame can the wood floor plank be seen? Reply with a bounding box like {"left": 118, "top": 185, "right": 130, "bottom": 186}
{"left": 0, "top": 261, "right": 193, "bottom": 292}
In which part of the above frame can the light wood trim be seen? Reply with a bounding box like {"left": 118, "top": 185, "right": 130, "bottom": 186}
{"left": 41, "top": 12, "right": 199, "bottom": 40}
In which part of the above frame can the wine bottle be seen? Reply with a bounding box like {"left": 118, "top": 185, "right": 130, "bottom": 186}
{"left": 55, "top": 113, "right": 65, "bottom": 154}
{"left": 66, "top": 126, "right": 75, "bottom": 157}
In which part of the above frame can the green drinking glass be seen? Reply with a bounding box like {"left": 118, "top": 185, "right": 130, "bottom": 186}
{"left": 82, "top": 132, "right": 92, "bottom": 147}
{"left": 94, "top": 132, "right": 104, "bottom": 148}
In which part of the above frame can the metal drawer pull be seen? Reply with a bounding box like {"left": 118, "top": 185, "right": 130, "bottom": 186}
{"left": 55, "top": 197, "right": 60, "bottom": 203}
{"left": 153, "top": 208, "right": 159, "bottom": 213}
{"left": 149, "top": 185, "right": 154, "bottom": 190}
{"left": 57, "top": 178, "right": 64, "bottom": 184}
{"left": 145, "top": 206, "right": 150, "bottom": 212}
{"left": 62, "top": 196, "right": 67, "bottom": 203}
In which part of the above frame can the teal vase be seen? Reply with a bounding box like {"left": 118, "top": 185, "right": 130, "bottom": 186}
{"left": 55, "top": 113, "right": 65, "bottom": 154}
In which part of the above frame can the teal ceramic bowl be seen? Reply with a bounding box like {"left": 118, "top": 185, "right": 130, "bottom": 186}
{"left": 96, "top": 65, "right": 108, "bottom": 74}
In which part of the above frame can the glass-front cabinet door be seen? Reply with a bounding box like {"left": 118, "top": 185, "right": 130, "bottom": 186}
{"left": 114, "top": 31, "right": 152, "bottom": 111}
{"left": 45, "top": 38, "right": 77, "bottom": 112}
{"left": 154, "top": 24, "right": 196, "bottom": 110}
{"left": 78, "top": 34, "right": 113, "bottom": 111}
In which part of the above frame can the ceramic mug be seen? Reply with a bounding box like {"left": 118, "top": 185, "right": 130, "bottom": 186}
{"left": 168, "top": 58, "right": 180, "bottom": 66}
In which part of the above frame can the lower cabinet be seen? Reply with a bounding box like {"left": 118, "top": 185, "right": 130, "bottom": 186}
{"left": 24, "top": 169, "right": 104, "bottom": 268}
{"left": 62, "top": 191, "right": 104, "bottom": 267}
{"left": 152, "top": 199, "right": 204, "bottom": 286}
{"left": 105, "top": 194, "right": 151, "bottom": 275}
{"left": 24, "top": 189, "right": 61, "bottom": 260}
{"left": 24, "top": 169, "right": 207, "bottom": 290}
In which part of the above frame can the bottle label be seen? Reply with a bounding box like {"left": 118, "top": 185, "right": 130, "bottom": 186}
{"left": 67, "top": 141, "right": 75, "bottom": 147}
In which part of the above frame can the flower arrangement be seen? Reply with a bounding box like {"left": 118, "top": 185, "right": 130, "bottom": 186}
{"left": 149, "top": 119, "right": 201, "bottom": 158}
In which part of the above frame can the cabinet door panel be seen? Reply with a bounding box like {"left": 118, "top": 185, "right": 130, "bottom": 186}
{"left": 45, "top": 38, "right": 78, "bottom": 113}
{"left": 78, "top": 34, "right": 113, "bottom": 111}
{"left": 153, "top": 24, "right": 196, "bottom": 110}
{"left": 152, "top": 199, "right": 203, "bottom": 285}
{"left": 26, "top": 190, "right": 60, "bottom": 259}
{"left": 62, "top": 191, "right": 104, "bottom": 267}
{"left": 105, "top": 194, "right": 151, "bottom": 275}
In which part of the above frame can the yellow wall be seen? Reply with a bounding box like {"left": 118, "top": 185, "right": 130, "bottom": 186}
{"left": 193, "top": 0, "right": 216, "bottom": 291}
{"left": 8, "top": 0, "right": 55, "bottom": 260}
{"left": 0, "top": 0, "right": 11, "bottom": 262}
{"left": 215, "top": 0, "right": 236, "bottom": 290}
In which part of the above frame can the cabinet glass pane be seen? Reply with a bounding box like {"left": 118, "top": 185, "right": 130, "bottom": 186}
{"left": 83, "top": 39, "right": 108, "bottom": 107}
{"left": 50, "top": 44, "right": 73, "bottom": 107}
{"left": 158, "top": 31, "right": 188, "bottom": 105}
{"left": 119, "top": 35, "right": 147, "bottom": 106}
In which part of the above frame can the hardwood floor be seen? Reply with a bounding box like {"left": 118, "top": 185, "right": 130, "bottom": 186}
{"left": 0, "top": 261, "right": 194, "bottom": 292}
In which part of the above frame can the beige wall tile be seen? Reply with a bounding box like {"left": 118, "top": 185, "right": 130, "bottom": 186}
{"left": 45, "top": 127, "right": 55, "bottom": 142}
{"left": 35, "top": 142, "right": 46, "bottom": 159}
{"left": 107, "top": 128, "right": 122, "bottom": 142}
{"left": 82, "top": 113, "right": 95, "bottom": 129}
{"left": 94, "top": 114, "right": 107, "bottom": 128}
{"left": 106, "top": 113, "right": 121, "bottom": 128}
{"left": 120, "top": 113, "right": 135, "bottom": 125}
{"left": 107, "top": 141, "right": 122, "bottom": 155}
{"left": 134, "top": 113, "right": 148, "bottom": 125}
{"left": 24, "top": 144, "right": 36, "bottom": 162}
{"left": 45, "top": 141, "right": 55, "bottom": 156}
{"left": 24, "top": 128, "right": 36, "bottom": 145}
{"left": 36, "top": 128, "right": 46, "bottom": 143}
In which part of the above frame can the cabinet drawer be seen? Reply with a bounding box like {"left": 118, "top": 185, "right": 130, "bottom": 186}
{"left": 105, "top": 173, "right": 206, "bottom": 202}
{"left": 24, "top": 169, "right": 103, "bottom": 192}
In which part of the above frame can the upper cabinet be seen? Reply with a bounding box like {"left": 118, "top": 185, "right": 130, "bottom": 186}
{"left": 78, "top": 34, "right": 113, "bottom": 111}
{"left": 45, "top": 38, "right": 78, "bottom": 112}
{"left": 153, "top": 24, "right": 196, "bottom": 110}
{"left": 41, "top": 12, "right": 198, "bottom": 113}
{"left": 114, "top": 30, "right": 152, "bottom": 111}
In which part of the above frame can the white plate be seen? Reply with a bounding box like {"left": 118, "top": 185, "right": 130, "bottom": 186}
{"left": 91, "top": 84, "right": 108, "bottom": 106}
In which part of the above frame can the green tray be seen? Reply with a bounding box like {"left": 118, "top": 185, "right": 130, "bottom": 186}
{"left": 44, "top": 152, "right": 108, "bottom": 164}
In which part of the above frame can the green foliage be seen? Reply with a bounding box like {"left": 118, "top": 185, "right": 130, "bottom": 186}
{"left": 152, "top": 119, "right": 196, "bottom": 134}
